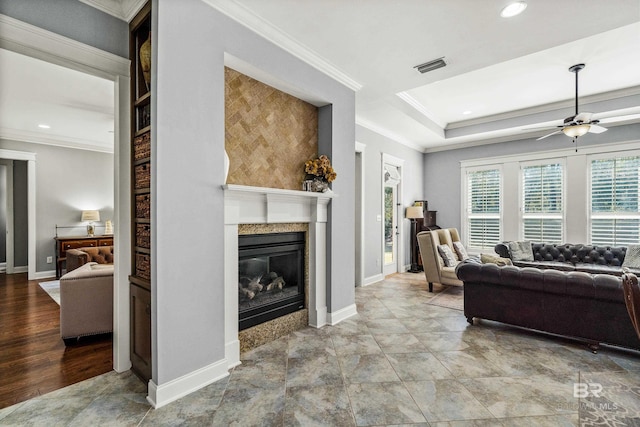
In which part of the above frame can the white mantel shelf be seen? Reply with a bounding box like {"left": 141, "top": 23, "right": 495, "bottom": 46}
{"left": 223, "top": 184, "right": 337, "bottom": 225}
{"left": 222, "top": 184, "right": 337, "bottom": 199}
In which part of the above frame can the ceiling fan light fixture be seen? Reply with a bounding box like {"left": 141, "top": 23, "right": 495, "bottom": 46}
{"left": 500, "top": 1, "right": 527, "bottom": 18}
{"left": 562, "top": 124, "right": 590, "bottom": 138}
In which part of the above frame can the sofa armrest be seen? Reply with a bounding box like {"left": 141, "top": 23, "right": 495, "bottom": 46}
{"left": 65, "top": 249, "right": 91, "bottom": 273}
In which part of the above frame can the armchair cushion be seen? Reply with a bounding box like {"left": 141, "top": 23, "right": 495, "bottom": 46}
{"left": 66, "top": 246, "right": 114, "bottom": 273}
{"left": 453, "top": 241, "right": 469, "bottom": 261}
{"left": 438, "top": 244, "right": 458, "bottom": 267}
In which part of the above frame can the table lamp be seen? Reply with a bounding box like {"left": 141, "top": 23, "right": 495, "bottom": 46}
{"left": 81, "top": 210, "right": 100, "bottom": 236}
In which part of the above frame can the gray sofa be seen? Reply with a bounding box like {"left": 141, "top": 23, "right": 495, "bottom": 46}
{"left": 60, "top": 262, "right": 114, "bottom": 345}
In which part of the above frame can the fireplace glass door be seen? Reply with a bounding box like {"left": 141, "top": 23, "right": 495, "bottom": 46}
{"left": 238, "top": 232, "right": 305, "bottom": 330}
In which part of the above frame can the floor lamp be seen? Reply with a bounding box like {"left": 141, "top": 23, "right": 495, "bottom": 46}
{"left": 406, "top": 206, "right": 423, "bottom": 273}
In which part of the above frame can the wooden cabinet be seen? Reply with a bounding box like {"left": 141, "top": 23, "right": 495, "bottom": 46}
{"left": 129, "top": 2, "right": 152, "bottom": 384}
{"left": 54, "top": 235, "right": 113, "bottom": 278}
{"left": 130, "top": 280, "right": 152, "bottom": 382}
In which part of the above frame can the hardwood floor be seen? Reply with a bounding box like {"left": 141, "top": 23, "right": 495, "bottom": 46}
{"left": 0, "top": 273, "right": 113, "bottom": 409}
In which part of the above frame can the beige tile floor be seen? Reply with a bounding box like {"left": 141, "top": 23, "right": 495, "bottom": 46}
{"left": 1, "top": 273, "right": 639, "bottom": 426}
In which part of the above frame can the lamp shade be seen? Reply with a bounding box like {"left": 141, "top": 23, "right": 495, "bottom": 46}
{"left": 562, "top": 124, "right": 590, "bottom": 138}
{"left": 406, "top": 206, "right": 423, "bottom": 219}
{"left": 81, "top": 210, "right": 100, "bottom": 222}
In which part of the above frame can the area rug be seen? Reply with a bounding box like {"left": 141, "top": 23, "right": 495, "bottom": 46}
{"left": 426, "top": 285, "right": 463, "bottom": 311}
{"left": 39, "top": 280, "right": 61, "bottom": 305}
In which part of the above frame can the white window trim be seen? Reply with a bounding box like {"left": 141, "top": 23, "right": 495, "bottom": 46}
{"left": 461, "top": 164, "right": 503, "bottom": 253}
{"left": 519, "top": 158, "right": 566, "bottom": 243}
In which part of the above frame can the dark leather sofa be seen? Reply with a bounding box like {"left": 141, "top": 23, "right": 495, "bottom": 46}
{"left": 456, "top": 254, "right": 640, "bottom": 352}
{"left": 494, "top": 242, "right": 640, "bottom": 276}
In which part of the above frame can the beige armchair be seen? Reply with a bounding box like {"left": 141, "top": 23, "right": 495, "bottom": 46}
{"left": 417, "top": 228, "right": 464, "bottom": 292}
{"left": 60, "top": 262, "right": 114, "bottom": 345}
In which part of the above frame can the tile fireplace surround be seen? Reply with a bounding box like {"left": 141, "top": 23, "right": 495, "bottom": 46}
{"left": 223, "top": 184, "right": 337, "bottom": 368}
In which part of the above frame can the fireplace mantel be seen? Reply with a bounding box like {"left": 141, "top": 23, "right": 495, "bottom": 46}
{"left": 223, "top": 184, "right": 337, "bottom": 225}
{"left": 222, "top": 184, "right": 335, "bottom": 369}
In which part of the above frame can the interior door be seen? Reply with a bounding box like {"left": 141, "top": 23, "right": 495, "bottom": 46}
{"left": 383, "top": 164, "right": 401, "bottom": 276}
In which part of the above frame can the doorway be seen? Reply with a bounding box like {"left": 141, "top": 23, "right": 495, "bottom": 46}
{"left": 382, "top": 154, "right": 404, "bottom": 277}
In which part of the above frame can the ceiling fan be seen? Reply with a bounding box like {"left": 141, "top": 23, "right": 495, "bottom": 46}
{"left": 536, "top": 63, "right": 607, "bottom": 143}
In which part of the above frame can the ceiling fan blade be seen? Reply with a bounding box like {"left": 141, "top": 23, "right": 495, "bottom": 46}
{"left": 537, "top": 130, "right": 562, "bottom": 141}
{"left": 575, "top": 112, "right": 593, "bottom": 123}
{"left": 588, "top": 124, "right": 608, "bottom": 134}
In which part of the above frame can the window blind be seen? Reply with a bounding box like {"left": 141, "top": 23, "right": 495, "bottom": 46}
{"left": 467, "top": 169, "right": 501, "bottom": 250}
{"left": 591, "top": 156, "right": 640, "bottom": 245}
{"left": 522, "top": 163, "right": 563, "bottom": 243}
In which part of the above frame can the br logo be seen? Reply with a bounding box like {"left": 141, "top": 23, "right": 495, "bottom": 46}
{"left": 573, "top": 382, "right": 603, "bottom": 398}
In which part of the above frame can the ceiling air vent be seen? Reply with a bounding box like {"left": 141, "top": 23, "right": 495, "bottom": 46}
{"left": 414, "top": 57, "right": 446, "bottom": 74}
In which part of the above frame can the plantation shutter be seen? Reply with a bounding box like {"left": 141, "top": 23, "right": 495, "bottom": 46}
{"left": 522, "top": 163, "right": 563, "bottom": 243}
{"left": 591, "top": 156, "right": 640, "bottom": 245}
{"left": 467, "top": 168, "right": 501, "bottom": 250}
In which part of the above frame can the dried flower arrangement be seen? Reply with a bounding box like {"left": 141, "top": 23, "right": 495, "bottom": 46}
{"left": 304, "top": 155, "right": 337, "bottom": 183}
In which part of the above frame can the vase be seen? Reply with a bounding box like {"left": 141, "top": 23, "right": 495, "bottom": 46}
{"left": 139, "top": 31, "right": 151, "bottom": 90}
{"left": 224, "top": 149, "right": 230, "bottom": 183}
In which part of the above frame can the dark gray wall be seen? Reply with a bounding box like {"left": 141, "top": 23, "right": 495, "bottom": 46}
{"left": 13, "top": 160, "right": 28, "bottom": 267}
{"left": 0, "top": 0, "right": 128, "bottom": 57}
{"left": 0, "top": 140, "right": 113, "bottom": 272}
{"left": 0, "top": 163, "right": 5, "bottom": 263}
{"left": 356, "top": 125, "right": 425, "bottom": 280}
{"left": 424, "top": 123, "right": 640, "bottom": 232}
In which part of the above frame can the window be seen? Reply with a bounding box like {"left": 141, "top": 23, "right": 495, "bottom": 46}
{"left": 466, "top": 168, "right": 501, "bottom": 250}
{"left": 521, "top": 162, "right": 563, "bottom": 243}
{"left": 590, "top": 155, "right": 640, "bottom": 245}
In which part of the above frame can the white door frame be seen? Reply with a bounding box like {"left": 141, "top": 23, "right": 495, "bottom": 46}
{"left": 0, "top": 159, "right": 15, "bottom": 274}
{"left": 0, "top": 14, "right": 132, "bottom": 372}
{"left": 355, "top": 142, "right": 366, "bottom": 286}
{"left": 381, "top": 153, "right": 404, "bottom": 276}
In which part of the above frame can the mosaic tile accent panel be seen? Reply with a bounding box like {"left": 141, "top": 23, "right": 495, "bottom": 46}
{"left": 225, "top": 67, "right": 318, "bottom": 190}
{"left": 239, "top": 309, "right": 309, "bottom": 354}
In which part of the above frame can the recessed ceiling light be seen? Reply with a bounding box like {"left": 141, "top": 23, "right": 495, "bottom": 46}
{"left": 462, "top": 111, "right": 472, "bottom": 115}
{"left": 38, "top": 124, "right": 51, "bottom": 129}
{"left": 500, "top": 1, "right": 527, "bottom": 18}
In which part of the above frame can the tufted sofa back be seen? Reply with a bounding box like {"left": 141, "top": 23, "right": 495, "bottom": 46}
{"left": 528, "top": 243, "right": 626, "bottom": 266}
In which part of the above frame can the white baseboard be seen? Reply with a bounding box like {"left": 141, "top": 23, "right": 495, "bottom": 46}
{"left": 33, "top": 269, "right": 55, "bottom": 279}
{"left": 363, "top": 274, "right": 384, "bottom": 286}
{"left": 0, "top": 262, "right": 5, "bottom": 273}
{"left": 225, "top": 340, "right": 241, "bottom": 370}
{"left": 147, "top": 358, "right": 230, "bottom": 409}
{"left": 327, "top": 303, "right": 358, "bottom": 325}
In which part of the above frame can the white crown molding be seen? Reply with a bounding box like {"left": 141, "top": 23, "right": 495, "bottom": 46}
{"left": 78, "top": 0, "right": 146, "bottom": 22}
{"left": 0, "top": 14, "right": 129, "bottom": 79}
{"left": 121, "top": 0, "right": 148, "bottom": 22}
{"left": 356, "top": 116, "right": 426, "bottom": 153}
{"left": 201, "top": 0, "right": 362, "bottom": 92}
{"left": 79, "top": 0, "right": 125, "bottom": 20}
{"left": 396, "top": 91, "right": 447, "bottom": 129}
{"left": 1, "top": 128, "right": 114, "bottom": 154}
{"left": 447, "top": 86, "right": 640, "bottom": 130}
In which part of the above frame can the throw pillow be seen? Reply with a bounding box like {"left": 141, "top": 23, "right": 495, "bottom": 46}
{"left": 453, "top": 241, "right": 469, "bottom": 261}
{"left": 437, "top": 244, "right": 458, "bottom": 267}
{"left": 508, "top": 240, "right": 534, "bottom": 261}
{"left": 623, "top": 244, "right": 640, "bottom": 269}
{"left": 481, "top": 253, "right": 513, "bottom": 266}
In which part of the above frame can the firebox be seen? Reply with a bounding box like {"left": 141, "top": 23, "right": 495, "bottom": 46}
{"left": 238, "top": 232, "right": 305, "bottom": 330}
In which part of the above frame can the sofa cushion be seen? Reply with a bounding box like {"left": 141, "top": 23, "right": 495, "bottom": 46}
{"left": 481, "top": 253, "right": 513, "bottom": 266}
{"left": 514, "top": 260, "right": 575, "bottom": 272}
{"left": 438, "top": 244, "right": 458, "bottom": 267}
{"left": 509, "top": 241, "right": 534, "bottom": 261}
{"left": 622, "top": 244, "right": 640, "bottom": 269}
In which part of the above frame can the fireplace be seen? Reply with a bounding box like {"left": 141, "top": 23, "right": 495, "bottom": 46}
{"left": 238, "top": 232, "right": 305, "bottom": 330}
